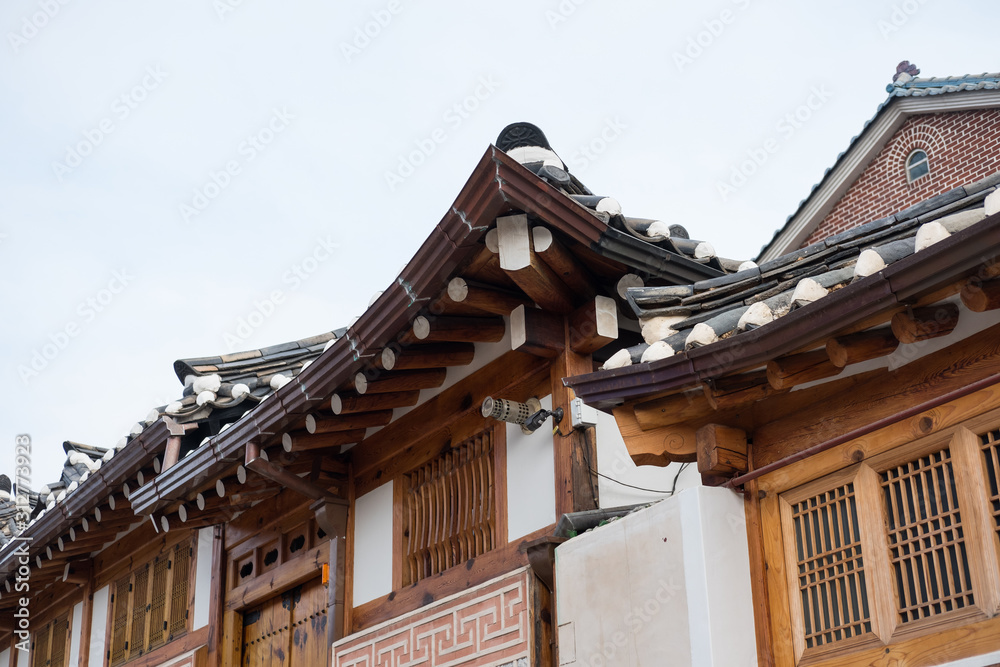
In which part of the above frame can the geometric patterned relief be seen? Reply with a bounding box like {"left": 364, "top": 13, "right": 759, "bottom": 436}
{"left": 335, "top": 569, "right": 531, "bottom": 667}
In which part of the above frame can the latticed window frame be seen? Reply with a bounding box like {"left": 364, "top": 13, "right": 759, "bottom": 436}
{"left": 108, "top": 538, "right": 193, "bottom": 667}
{"left": 778, "top": 424, "right": 1000, "bottom": 665}
{"left": 31, "top": 611, "right": 70, "bottom": 667}
{"left": 397, "top": 423, "right": 504, "bottom": 587}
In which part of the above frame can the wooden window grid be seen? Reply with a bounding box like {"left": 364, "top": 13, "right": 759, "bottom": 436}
{"left": 109, "top": 541, "right": 192, "bottom": 667}
{"left": 31, "top": 611, "right": 69, "bottom": 667}
{"left": 779, "top": 424, "right": 1000, "bottom": 665}
{"left": 401, "top": 428, "right": 496, "bottom": 586}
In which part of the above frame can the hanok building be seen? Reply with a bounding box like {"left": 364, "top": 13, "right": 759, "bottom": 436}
{"left": 2, "top": 63, "right": 1000, "bottom": 667}
{"left": 0, "top": 122, "right": 732, "bottom": 667}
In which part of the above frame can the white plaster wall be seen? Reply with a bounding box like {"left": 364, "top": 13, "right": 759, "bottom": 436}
{"left": 353, "top": 480, "right": 394, "bottom": 605}
{"left": 595, "top": 411, "right": 699, "bottom": 508}
{"left": 0, "top": 647, "right": 10, "bottom": 667}
{"left": 89, "top": 585, "right": 110, "bottom": 667}
{"left": 554, "top": 486, "right": 756, "bottom": 667}
{"left": 506, "top": 395, "right": 556, "bottom": 540}
{"left": 68, "top": 601, "right": 83, "bottom": 666}
{"left": 192, "top": 526, "right": 214, "bottom": 630}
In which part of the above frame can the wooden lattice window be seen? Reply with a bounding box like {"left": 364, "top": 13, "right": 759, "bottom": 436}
{"left": 401, "top": 428, "right": 496, "bottom": 585}
{"left": 779, "top": 426, "right": 1000, "bottom": 664}
{"left": 980, "top": 427, "right": 1000, "bottom": 539}
{"left": 31, "top": 612, "right": 69, "bottom": 667}
{"left": 109, "top": 541, "right": 192, "bottom": 666}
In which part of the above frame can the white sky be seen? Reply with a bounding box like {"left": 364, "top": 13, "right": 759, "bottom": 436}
{"left": 1, "top": 0, "right": 996, "bottom": 487}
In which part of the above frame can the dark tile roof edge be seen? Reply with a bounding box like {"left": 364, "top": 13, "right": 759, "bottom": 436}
{"left": 568, "top": 211, "right": 1000, "bottom": 409}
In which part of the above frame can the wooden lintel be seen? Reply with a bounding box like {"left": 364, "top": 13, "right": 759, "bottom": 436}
{"left": 890, "top": 303, "right": 960, "bottom": 344}
{"left": 612, "top": 405, "right": 698, "bottom": 466}
{"left": 403, "top": 315, "right": 505, "bottom": 344}
{"left": 306, "top": 411, "right": 392, "bottom": 434}
{"left": 331, "top": 391, "right": 419, "bottom": 415}
{"left": 380, "top": 342, "right": 475, "bottom": 371}
{"left": 633, "top": 390, "right": 716, "bottom": 430}
{"left": 510, "top": 304, "right": 564, "bottom": 358}
{"left": 496, "top": 214, "right": 575, "bottom": 313}
{"left": 355, "top": 367, "right": 447, "bottom": 394}
{"left": 446, "top": 276, "right": 532, "bottom": 315}
{"left": 961, "top": 277, "right": 1000, "bottom": 312}
{"left": 826, "top": 327, "right": 899, "bottom": 368}
{"left": 696, "top": 424, "right": 748, "bottom": 478}
{"left": 282, "top": 430, "right": 366, "bottom": 452}
{"left": 569, "top": 295, "right": 618, "bottom": 354}
{"left": 766, "top": 349, "right": 844, "bottom": 390}
{"left": 531, "top": 226, "right": 597, "bottom": 299}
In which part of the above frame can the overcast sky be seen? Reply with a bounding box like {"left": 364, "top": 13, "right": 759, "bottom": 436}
{"left": 1, "top": 0, "right": 996, "bottom": 487}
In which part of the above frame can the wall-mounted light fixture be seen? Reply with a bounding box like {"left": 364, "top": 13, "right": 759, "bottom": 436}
{"left": 481, "top": 396, "right": 564, "bottom": 435}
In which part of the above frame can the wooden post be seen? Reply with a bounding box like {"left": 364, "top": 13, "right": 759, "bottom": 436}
{"left": 551, "top": 318, "right": 599, "bottom": 516}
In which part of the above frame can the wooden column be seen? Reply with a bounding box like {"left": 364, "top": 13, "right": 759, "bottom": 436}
{"left": 551, "top": 318, "right": 599, "bottom": 516}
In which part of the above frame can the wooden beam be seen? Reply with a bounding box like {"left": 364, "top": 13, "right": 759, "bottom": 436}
{"left": 826, "top": 327, "right": 899, "bottom": 368}
{"left": 704, "top": 370, "right": 787, "bottom": 411}
{"left": 569, "top": 296, "right": 618, "bottom": 354}
{"left": 612, "top": 405, "right": 698, "bottom": 465}
{"left": 404, "top": 315, "right": 505, "bottom": 344}
{"left": 961, "top": 277, "right": 1000, "bottom": 312}
{"left": 225, "top": 545, "right": 327, "bottom": 611}
{"left": 633, "top": 390, "right": 716, "bottom": 430}
{"left": 282, "top": 430, "right": 367, "bottom": 452}
{"left": 890, "top": 303, "right": 960, "bottom": 344}
{"left": 531, "top": 226, "right": 597, "bottom": 299}
{"left": 496, "top": 214, "right": 575, "bottom": 313}
{"left": 766, "top": 349, "right": 843, "bottom": 390}
{"left": 380, "top": 343, "right": 475, "bottom": 371}
{"left": 355, "top": 367, "right": 447, "bottom": 394}
{"left": 461, "top": 243, "right": 518, "bottom": 290}
{"left": 510, "top": 304, "right": 564, "bottom": 358}
{"left": 696, "top": 424, "right": 748, "bottom": 477}
{"left": 331, "top": 391, "right": 419, "bottom": 414}
{"left": 306, "top": 411, "right": 392, "bottom": 434}
{"left": 446, "top": 277, "right": 532, "bottom": 315}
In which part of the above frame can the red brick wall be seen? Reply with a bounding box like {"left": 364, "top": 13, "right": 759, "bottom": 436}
{"left": 803, "top": 109, "right": 1000, "bottom": 246}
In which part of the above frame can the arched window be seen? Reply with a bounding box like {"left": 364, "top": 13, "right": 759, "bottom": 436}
{"left": 906, "top": 149, "right": 930, "bottom": 183}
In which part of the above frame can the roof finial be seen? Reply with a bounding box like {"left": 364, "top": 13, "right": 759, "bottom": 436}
{"left": 893, "top": 60, "right": 920, "bottom": 84}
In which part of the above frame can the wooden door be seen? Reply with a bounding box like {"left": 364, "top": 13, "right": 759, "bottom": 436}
{"left": 242, "top": 578, "right": 328, "bottom": 667}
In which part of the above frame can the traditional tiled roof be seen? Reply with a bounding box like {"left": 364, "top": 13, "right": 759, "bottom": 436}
{"left": 603, "top": 171, "right": 1000, "bottom": 369}
{"left": 164, "top": 330, "right": 343, "bottom": 424}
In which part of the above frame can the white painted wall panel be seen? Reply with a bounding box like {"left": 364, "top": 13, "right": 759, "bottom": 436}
{"left": 506, "top": 395, "right": 555, "bottom": 540}
{"left": 89, "top": 585, "right": 110, "bottom": 667}
{"left": 68, "top": 601, "right": 83, "bottom": 666}
{"left": 0, "top": 647, "right": 10, "bottom": 667}
{"left": 555, "top": 486, "right": 756, "bottom": 667}
{"left": 353, "top": 481, "right": 394, "bottom": 605}
{"left": 594, "top": 411, "right": 698, "bottom": 508}
{"left": 192, "top": 526, "right": 214, "bottom": 629}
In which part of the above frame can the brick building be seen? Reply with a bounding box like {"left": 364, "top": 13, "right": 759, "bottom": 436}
{"left": 761, "top": 63, "right": 1000, "bottom": 260}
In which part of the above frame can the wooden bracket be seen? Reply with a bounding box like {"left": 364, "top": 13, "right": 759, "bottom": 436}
{"left": 696, "top": 424, "right": 748, "bottom": 478}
